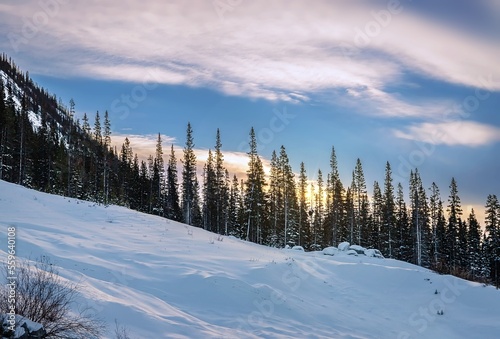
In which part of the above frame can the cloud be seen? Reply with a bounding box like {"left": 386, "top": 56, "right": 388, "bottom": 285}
{"left": 393, "top": 121, "right": 500, "bottom": 147}
{"left": 111, "top": 133, "right": 176, "bottom": 160}
{"left": 343, "top": 86, "right": 464, "bottom": 119}
{"left": 110, "top": 133, "right": 267, "bottom": 181}
{"left": 2, "top": 0, "right": 499, "bottom": 119}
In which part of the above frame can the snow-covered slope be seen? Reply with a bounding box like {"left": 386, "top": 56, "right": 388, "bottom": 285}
{"left": 1, "top": 180, "right": 499, "bottom": 338}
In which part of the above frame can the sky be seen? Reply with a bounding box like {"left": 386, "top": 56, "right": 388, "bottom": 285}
{"left": 0, "top": 0, "right": 499, "bottom": 222}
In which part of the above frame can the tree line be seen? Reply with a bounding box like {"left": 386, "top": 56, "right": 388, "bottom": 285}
{"left": 1, "top": 54, "right": 499, "bottom": 288}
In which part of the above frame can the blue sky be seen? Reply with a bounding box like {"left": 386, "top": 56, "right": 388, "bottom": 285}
{"left": 1, "top": 0, "right": 499, "bottom": 222}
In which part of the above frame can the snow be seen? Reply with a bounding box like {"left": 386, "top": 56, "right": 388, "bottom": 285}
{"left": 349, "top": 245, "right": 366, "bottom": 254}
{"left": 364, "top": 249, "right": 384, "bottom": 258}
{"left": 1, "top": 179, "right": 500, "bottom": 338}
{"left": 1, "top": 70, "right": 43, "bottom": 132}
{"left": 291, "top": 246, "right": 305, "bottom": 251}
{"left": 345, "top": 249, "right": 359, "bottom": 256}
{"left": 338, "top": 241, "right": 350, "bottom": 251}
{"left": 322, "top": 246, "right": 338, "bottom": 256}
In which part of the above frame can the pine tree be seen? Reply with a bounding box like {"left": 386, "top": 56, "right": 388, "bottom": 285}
{"left": 353, "top": 159, "right": 368, "bottom": 246}
{"left": 214, "top": 129, "right": 228, "bottom": 235}
{"left": 467, "top": 209, "right": 482, "bottom": 280}
{"left": 268, "top": 150, "right": 281, "bottom": 246}
{"left": 93, "top": 111, "right": 102, "bottom": 144}
{"left": 153, "top": 133, "right": 165, "bottom": 216}
{"left": 395, "top": 183, "right": 411, "bottom": 261}
{"left": 484, "top": 194, "right": 500, "bottom": 287}
{"left": 312, "top": 169, "right": 324, "bottom": 249}
{"left": 227, "top": 175, "right": 241, "bottom": 237}
{"left": 82, "top": 113, "right": 91, "bottom": 136}
{"left": 103, "top": 111, "right": 111, "bottom": 148}
{"left": 279, "top": 146, "right": 298, "bottom": 247}
{"left": 429, "top": 182, "right": 441, "bottom": 268}
{"left": 0, "top": 83, "right": 16, "bottom": 182}
{"left": 0, "top": 77, "right": 10, "bottom": 180}
{"left": 166, "top": 145, "right": 182, "bottom": 222}
{"left": 410, "top": 170, "right": 430, "bottom": 266}
{"left": 297, "top": 162, "right": 310, "bottom": 247}
{"left": 65, "top": 98, "right": 76, "bottom": 197}
{"left": 446, "top": 177, "right": 462, "bottom": 272}
{"left": 381, "top": 162, "right": 395, "bottom": 257}
{"left": 182, "top": 123, "right": 198, "bottom": 226}
{"left": 327, "top": 146, "right": 344, "bottom": 247}
{"left": 244, "top": 127, "right": 267, "bottom": 244}
{"left": 202, "top": 149, "right": 217, "bottom": 231}
{"left": 457, "top": 218, "right": 468, "bottom": 272}
{"left": 371, "top": 181, "right": 383, "bottom": 250}
{"left": 435, "top": 199, "right": 447, "bottom": 270}
{"left": 346, "top": 177, "right": 355, "bottom": 245}
{"left": 192, "top": 175, "right": 204, "bottom": 227}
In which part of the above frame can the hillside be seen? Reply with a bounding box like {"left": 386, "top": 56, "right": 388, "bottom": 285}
{"left": 1, "top": 180, "right": 499, "bottom": 338}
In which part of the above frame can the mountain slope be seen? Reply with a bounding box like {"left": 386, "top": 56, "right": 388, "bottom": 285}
{"left": 1, "top": 180, "right": 499, "bottom": 338}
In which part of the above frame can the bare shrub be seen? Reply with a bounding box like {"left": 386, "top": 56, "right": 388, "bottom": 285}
{"left": 0, "top": 257, "right": 104, "bottom": 339}
{"left": 114, "top": 319, "right": 132, "bottom": 339}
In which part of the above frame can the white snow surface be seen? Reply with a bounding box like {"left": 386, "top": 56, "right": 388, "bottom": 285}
{"left": 1, "top": 180, "right": 500, "bottom": 338}
{"left": 338, "top": 241, "right": 350, "bottom": 251}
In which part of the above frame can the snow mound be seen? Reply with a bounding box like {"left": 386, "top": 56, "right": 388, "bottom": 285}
{"left": 338, "top": 242, "right": 350, "bottom": 251}
{"left": 346, "top": 249, "right": 358, "bottom": 256}
{"left": 322, "top": 247, "right": 338, "bottom": 256}
{"left": 365, "top": 249, "right": 385, "bottom": 258}
{"left": 349, "top": 245, "right": 366, "bottom": 254}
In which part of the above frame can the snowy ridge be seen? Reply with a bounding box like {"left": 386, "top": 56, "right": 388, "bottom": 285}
{"left": 1, "top": 70, "right": 42, "bottom": 131}
{"left": 1, "top": 180, "right": 499, "bottom": 338}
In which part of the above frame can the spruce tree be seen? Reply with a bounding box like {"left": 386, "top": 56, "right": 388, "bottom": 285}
{"left": 103, "top": 111, "right": 111, "bottom": 149}
{"left": 227, "top": 175, "right": 241, "bottom": 237}
{"left": 214, "top": 129, "right": 228, "bottom": 235}
{"left": 93, "top": 111, "right": 102, "bottom": 144}
{"left": 182, "top": 123, "right": 197, "bottom": 226}
{"left": 312, "top": 169, "right": 324, "bottom": 249}
{"left": 467, "top": 209, "right": 482, "bottom": 280}
{"left": 485, "top": 194, "right": 500, "bottom": 287}
{"left": 166, "top": 145, "right": 182, "bottom": 222}
{"left": 353, "top": 159, "right": 368, "bottom": 246}
{"left": 327, "top": 146, "right": 344, "bottom": 247}
{"left": 202, "top": 149, "right": 217, "bottom": 231}
{"left": 429, "top": 182, "right": 442, "bottom": 268}
{"left": 382, "top": 162, "right": 395, "bottom": 257}
{"left": 244, "top": 127, "right": 267, "bottom": 243}
{"left": 279, "top": 146, "right": 298, "bottom": 247}
{"left": 410, "top": 170, "right": 430, "bottom": 266}
{"left": 371, "top": 181, "right": 383, "bottom": 250}
{"left": 446, "top": 177, "right": 462, "bottom": 272}
{"left": 268, "top": 150, "right": 281, "bottom": 246}
{"left": 82, "top": 113, "right": 91, "bottom": 136}
{"left": 395, "top": 183, "right": 411, "bottom": 261}
{"left": 298, "top": 162, "right": 310, "bottom": 247}
{"left": 154, "top": 133, "right": 165, "bottom": 216}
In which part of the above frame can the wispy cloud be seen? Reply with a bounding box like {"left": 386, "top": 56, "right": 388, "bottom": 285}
{"left": 2, "top": 0, "right": 498, "bottom": 119}
{"left": 393, "top": 121, "right": 500, "bottom": 147}
{"left": 343, "top": 86, "right": 464, "bottom": 119}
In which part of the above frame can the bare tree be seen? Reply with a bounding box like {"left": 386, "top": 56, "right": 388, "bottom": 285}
{"left": 0, "top": 257, "right": 104, "bottom": 339}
